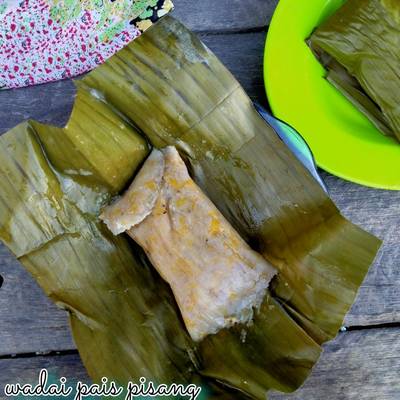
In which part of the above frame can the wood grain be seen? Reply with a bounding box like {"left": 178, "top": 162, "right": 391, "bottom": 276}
{"left": 0, "top": 353, "right": 89, "bottom": 399}
{"left": 0, "top": 247, "right": 75, "bottom": 357}
{"left": 270, "top": 327, "right": 400, "bottom": 400}
{"left": 172, "top": 0, "right": 278, "bottom": 32}
{"left": 1, "top": 328, "right": 399, "bottom": 400}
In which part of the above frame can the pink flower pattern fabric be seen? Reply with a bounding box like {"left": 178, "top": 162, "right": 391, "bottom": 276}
{"left": 0, "top": 0, "right": 173, "bottom": 89}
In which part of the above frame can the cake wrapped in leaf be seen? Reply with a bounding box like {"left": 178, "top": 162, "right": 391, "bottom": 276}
{"left": 310, "top": 0, "right": 400, "bottom": 142}
{"left": 101, "top": 146, "right": 277, "bottom": 342}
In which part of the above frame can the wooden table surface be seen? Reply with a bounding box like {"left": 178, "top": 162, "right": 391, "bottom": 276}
{"left": 1, "top": 1, "right": 399, "bottom": 399}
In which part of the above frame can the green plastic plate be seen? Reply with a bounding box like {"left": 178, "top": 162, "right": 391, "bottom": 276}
{"left": 264, "top": 0, "right": 400, "bottom": 190}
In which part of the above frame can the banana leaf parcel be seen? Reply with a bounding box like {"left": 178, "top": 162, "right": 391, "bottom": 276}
{"left": 310, "top": 0, "right": 400, "bottom": 142}
{"left": 0, "top": 16, "right": 381, "bottom": 399}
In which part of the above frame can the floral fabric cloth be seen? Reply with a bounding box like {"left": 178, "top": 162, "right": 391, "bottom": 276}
{"left": 0, "top": 0, "right": 173, "bottom": 88}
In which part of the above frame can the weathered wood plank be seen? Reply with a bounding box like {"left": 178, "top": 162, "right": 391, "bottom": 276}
{"left": 0, "top": 247, "right": 75, "bottom": 357}
{"left": 1, "top": 328, "right": 399, "bottom": 400}
{"left": 172, "top": 0, "right": 277, "bottom": 32}
{"left": 0, "top": 353, "right": 90, "bottom": 399}
{"left": 0, "top": 79, "right": 76, "bottom": 135}
{"left": 270, "top": 327, "right": 400, "bottom": 400}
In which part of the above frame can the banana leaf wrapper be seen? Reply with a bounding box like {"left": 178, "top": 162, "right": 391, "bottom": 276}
{"left": 0, "top": 16, "right": 381, "bottom": 399}
{"left": 309, "top": 0, "right": 400, "bottom": 142}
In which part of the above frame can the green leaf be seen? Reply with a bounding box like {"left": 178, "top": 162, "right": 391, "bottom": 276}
{"left": 310, "top": 0, "right": 400, "bottom": 142}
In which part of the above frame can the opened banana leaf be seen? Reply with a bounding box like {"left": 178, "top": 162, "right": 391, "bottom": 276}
{"left": 310, "top": 0, "right": 400, "bottom": 142}
{"left": 0, "top": 16, "right": 380, "bottom": 399}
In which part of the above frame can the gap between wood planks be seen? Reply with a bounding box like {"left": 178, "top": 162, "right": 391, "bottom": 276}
{"left": 190, "top": 25, "right": 267, "bottom": 36}
{"left": 0, "top": 350, "right": 78, "bottom": 361}
{"left": 2, "top": 324, "right": 400, "bottom": 361}
{"left": 345, "top": 322, "right": 400, "bottom": 332}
